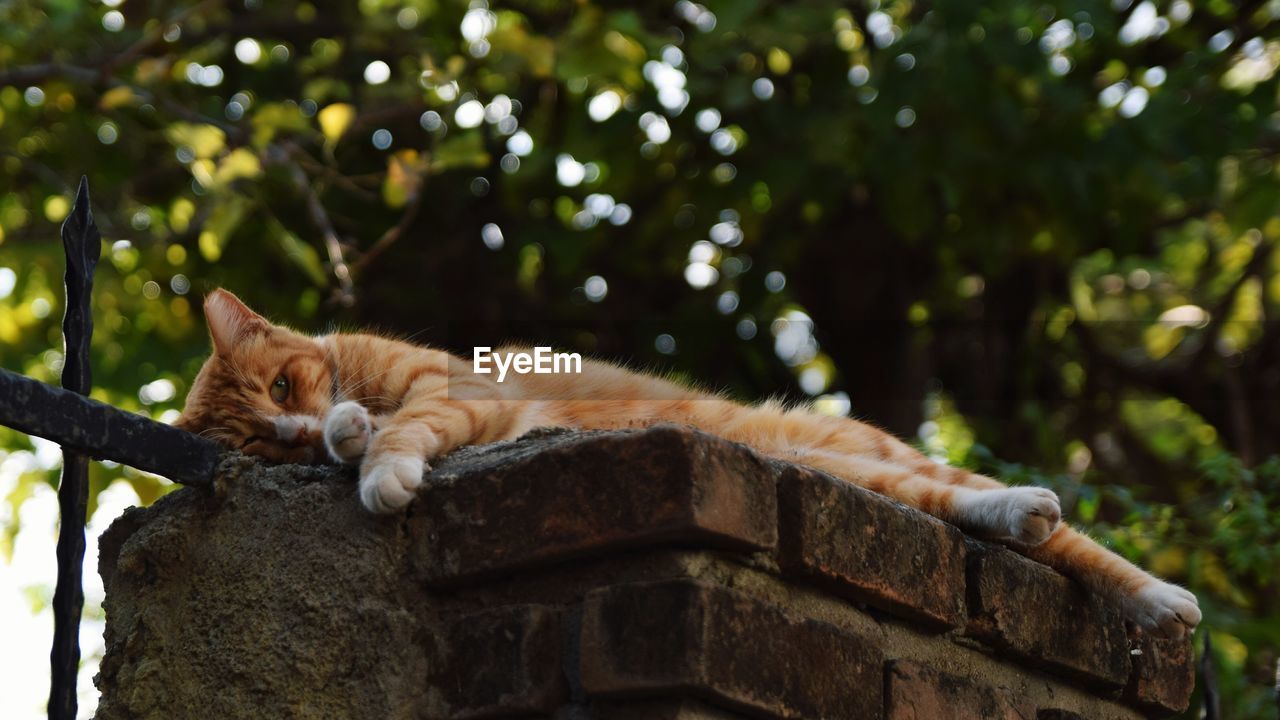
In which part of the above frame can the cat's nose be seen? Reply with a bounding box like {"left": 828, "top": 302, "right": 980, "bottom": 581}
{"left": 273, "top": 416, "right": 314, "bottom": 446}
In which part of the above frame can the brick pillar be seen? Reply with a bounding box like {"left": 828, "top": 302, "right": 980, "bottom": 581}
{"left": 94, "top": 425, "right": 1193, "bottom": 719}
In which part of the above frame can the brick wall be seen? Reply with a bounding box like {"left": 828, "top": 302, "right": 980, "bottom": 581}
{"left": 94, "top": 425, "right": 1194, "bottom": 719}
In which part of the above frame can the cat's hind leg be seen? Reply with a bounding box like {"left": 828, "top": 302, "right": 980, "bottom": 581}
{"left": 1026, "top": 525, "right": 1202, "bottom": 638}
{"left": 790, "top": 450, "right": 1061, "bottom": 545}
{"left": 791, "top": 449, "right": 1199, "bottom": 638}
{"left": 953, "top": 485, "right": 1061, "bottom": 545}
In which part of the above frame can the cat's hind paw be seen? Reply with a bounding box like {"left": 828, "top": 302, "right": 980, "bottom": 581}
{"left": 325, "top": 401, "right": 371, "bottom": 465}
{"left": 359, "top": 454, "right": 425, "bottom": 513}
{"left": 962, "top": 486, "right": 1062, "bottom": 546}
{"left": 1125, "top": 581, "right": 1201, "bottom": 640}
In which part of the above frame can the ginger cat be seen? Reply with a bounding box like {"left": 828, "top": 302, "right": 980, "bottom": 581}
{"left": 176, "top": 289, "right": 1201, "bottom": 639}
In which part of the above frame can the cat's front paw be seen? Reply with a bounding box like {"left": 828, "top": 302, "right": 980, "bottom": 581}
{"left": 1125, "top": 581, "right": 1201, "bottom": 640}
{"left": 324, "top": 401, "right": 371, "bottom": 465}
{"left": 359, "top": 454, "right": 425, "bottom": 513}
{"left": 965, "top": 487, "right": 1062, "bottom": 546}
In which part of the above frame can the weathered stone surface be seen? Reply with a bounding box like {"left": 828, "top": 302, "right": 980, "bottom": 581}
{"left": 414, "top": 424, "right": 778, "bottom": 585}
{"left": 95, "top": 458, "right": 425, "bottom": 720}
{"left": 777, "top": 465, "right": 967, "bottom": 629}
{"left": 94, "top": 428, "right": 1185, "bottom": 720}
{"left": 965, "top": 540, "right": 1131, "bottom": 690}
{"left": 1037, "top": 711, "right": 1088, "bottom": 720}
{"left": 885, "top": 661, "right": 1034, "bottom": 720}
{"left": 1122, "top": 626, "right": 1195, "bottom": 717}
{"left": 436, "top": 605, "right": 566, "bottom": 718}
{"left": 580, "top": 579, "right": 882, "bottom": 719}
{"left": 591, "top": 699, "right": 749, "bottom": 719}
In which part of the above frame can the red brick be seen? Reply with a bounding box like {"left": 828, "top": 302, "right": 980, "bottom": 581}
{"left": 580, "top": 579, "right": 881, "bottom": 719}
{"left": 777, "top": 465, "right": 967, "bottom": 629}
{"left": 415, "top": 426, "right": 777, "bottom": 585}
{"left": 434, "top": 605, "right": 566, "bottom": 718}
{"left": 964, "top": 541, "right": 1130, "bottom": 690}
{"left": 1122, "top": 626, "right": 1195, "bottom": 717}
{"left": 886, "top": 660, "right": 1034, "bottom": 719}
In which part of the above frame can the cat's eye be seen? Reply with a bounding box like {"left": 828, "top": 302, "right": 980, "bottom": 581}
{"left": 269, "top": 375, "right": 290, "bottom": 404}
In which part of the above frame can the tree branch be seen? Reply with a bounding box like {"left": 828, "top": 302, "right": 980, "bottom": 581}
{"left": 0, "top": 0, "right": 224, "bottom": 88}
{"left": 106, "top": 0, "right": 226, "bottom": 73}
{"left": 351, "top": 186, "right": 426, "bottom": 275}
{"left": 0, "top": 63, "right": 106, "bottom": 88}
{"left": 267, "top": 144, "right": 356, "bottom": 306}
{"left": 288, "top": 149, "right": 379, "bottom": 201}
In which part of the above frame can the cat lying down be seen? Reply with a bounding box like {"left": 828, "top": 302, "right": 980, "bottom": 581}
{"left": 176, "top": 289, "right": 1201, "bottom": 640}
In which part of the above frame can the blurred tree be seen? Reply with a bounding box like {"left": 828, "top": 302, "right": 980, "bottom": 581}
{"left": 1, "top": 0, "right": 1278, "bottom": 715}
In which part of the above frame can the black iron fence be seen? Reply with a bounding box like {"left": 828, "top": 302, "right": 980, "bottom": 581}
{"left": 0, "top": 179, "right": 220, "bottom": 720}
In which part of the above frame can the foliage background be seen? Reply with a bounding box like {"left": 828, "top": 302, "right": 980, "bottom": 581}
{"left": 1, "top": 0, "right": 1279, "bottom": 716}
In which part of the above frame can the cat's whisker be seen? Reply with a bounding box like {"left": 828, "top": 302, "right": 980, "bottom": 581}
{"left": 196, "top": 426, "right": 233, "bottom": 439}
{"left": 335, "top": 362, "right": 408, "bottom": 400}
{"left": 197, "top": 428, "right": 236, "bottom": 445}
{"left": 340, "top": 350, "right": 408, "bottom": 391}
{"left": 331, "top": 349, "right": 393, "bottom": 400}
{"left": 334, "top": 333, "right": 414, "bottom": 381}
{"left": 347, "top": 395, "right": 399, "bottom": 408}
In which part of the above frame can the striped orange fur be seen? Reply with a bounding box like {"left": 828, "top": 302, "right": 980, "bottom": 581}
{"left": 176, "top": 289, "right": 1200, "bottom": 639}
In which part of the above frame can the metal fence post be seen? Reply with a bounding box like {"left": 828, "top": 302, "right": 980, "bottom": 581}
{"left": 47, "top": 177, "right": 100, "bottom": 720}
{"left": 0, "top": 178, "right": 221, "bottom": 718}
{"left": 1201, "top": 630, "right": 1220, "bottom": 720}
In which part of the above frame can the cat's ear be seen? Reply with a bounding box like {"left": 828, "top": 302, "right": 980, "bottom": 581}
{"left": 204, "top": 289, "right": 267, "bottom": 354}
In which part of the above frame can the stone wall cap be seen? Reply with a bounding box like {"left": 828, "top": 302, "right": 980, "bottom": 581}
{"left": 95, "top": 424, "right": 1192, "bottom": 719}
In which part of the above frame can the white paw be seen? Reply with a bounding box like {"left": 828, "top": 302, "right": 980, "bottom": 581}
{"left": 1125, "top": 581, "right": 1201, "bottom": 640}
{"left": 324, "top": 401, "right": 371, "bottom": 465}
{"left": 359, "top": 454, "right": 425, "bottom": 513}
{"left": 962, "top": 487, "right": 1061, "bottom": 546}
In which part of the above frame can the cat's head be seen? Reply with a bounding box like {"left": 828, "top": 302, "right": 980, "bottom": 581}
{"left": 175, "top": 289, "right": 334, "bottom": 463}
